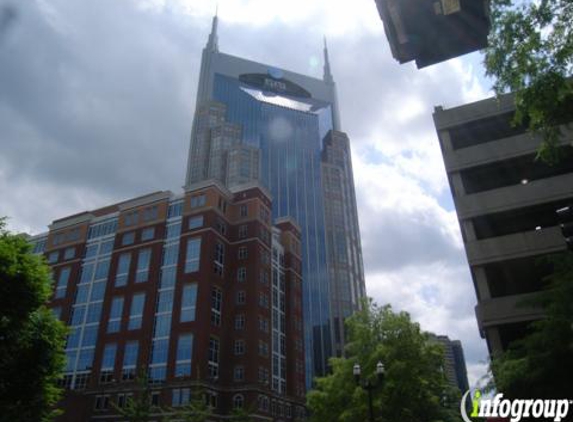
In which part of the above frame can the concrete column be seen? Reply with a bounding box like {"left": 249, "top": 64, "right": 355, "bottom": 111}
{"left": 485, "top": 327, "right": 504, "bottom": 356}
{"left": 473, "top": 266, "right": 491, "bottom": 300}
{"left": 439, "top": 130, "right": 454, "bottom": 153}
{"left": 450, "top": 173, "right": 466, "bottom": 197}
{"left": 462, "top": 220, "right": 477, "bottom": 242}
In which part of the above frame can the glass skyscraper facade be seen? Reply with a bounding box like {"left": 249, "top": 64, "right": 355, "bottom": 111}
{"left": 185, "top": 15, "right": 366, "bottom": 383}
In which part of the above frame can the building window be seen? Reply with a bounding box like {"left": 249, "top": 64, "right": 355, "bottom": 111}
{"left": 215, "top": 219, "right": 227, "bottom": 236}
{"left": 150, "top": 338, "right": 169, "bottom": 365}
{"left": 141, "top": 227, "right": 155, "bottom": 241}
{"left": 100, "top": 343, "right": 117, "bottom": 383}
{"left": 184, "top": 237, "right": 201, "bottom": 273}
{"left": 233, "top": 394, "right": 244, "bottom": 409}
{"left": 151, "top": 392, "right": 160, "bottom": 407}
{"left": 233, "top": 367, "right": 245, "bottom": 382}
{"left": 211, "top": 287, "right": 222, "bottom": 326}
{"left": 234, "top": 340, "right": 245, "bottom": 355}
{"left": 128, "top": 293, "right": 145, "bottom": 330}
{"left": 258, "top": 292, "right": 269, "bottom": 308}
{"left": 239, "top": 204, "right": 248, "bottom": 217}
{"left": 122, "top": 231, "right": 135, "bottom": 246}
{"left": 236, "top": 290, "right": 246, "bottom": 305}
{"left": 122, "top": 341, "right": 139, "bottom": 380}
{"left": 260, "top": 270, "right": 269, "bottom": 285}
{"left": 153, "top": 314, "right": 172, "bottom": 338}
{"left": 135, "top": 248, "right": 151, "bottom": 283}
{"left": 258, "top": 367, "right": 269, "bottom": 384}
{"left": 234, "top": 314, "right": 245, "bottom": 330}
{"left": 47, "top": 251, "right": 59, "bottom": 264}
{"left": 188, "top": 215, "right": 204, "bottom": 230}
{"left": 175, "top": 333, "right": 193, "bottom": 377}
{"left": 258, "top": 316, "right": 269, "bottom": 333}
{"left": 148, "top": 365, "right": 166, "bottom": 384}
{"left": 161, "top": 243, "right": 178, "bottom": 267}
{"left": 181, "top": 283, "right": 198, "bottom": 322}
{"left": 238, "top": 246, "right": 248, "bottom": 260}
{"left": 238, "top": 224, "right": 248, "bottom": 239}
{"left": 142, "top": 206, "right": 158, "bottom": 222}
{"left": 94, "top": 395, "right": 110, "bottom": 410}
{"left": 115, "top": 253, "right": 131, "bottom": 287}
{"left": 237, "top": 267, "right": 246, "bottom": 282}
{"left": 172, "top": 388, "right": 191, "bottom": 407}
{"left": 64, "top": 247, "right": 75, "bottom": 260}
{"left": 258, "top": 340, "right": 269, "bottom": 357}
{"left": 213, "top": 242, "right": 224, "bottom": 276}
{"left": 107, "top": 296, "right": 123, "bottom": 333}
{"left": 55, "top": 267, "right": 71, "bottom": 299}
{"left": 208, "top": 337, "right": 219, "bottom": 378}
{"left": 167, "top": 201, "right": 183, "bottom": 219}
{"left": 258, "top": 395, "right": 269, "bottom": 412}
{"left": 124, "top": 211, "right": 138, "bottom": 227}
{"left": 190, "top": 194, "right": 206, "bottom": 208}
{"left": 166, "top": 222, "right": 181, "bottom": 239}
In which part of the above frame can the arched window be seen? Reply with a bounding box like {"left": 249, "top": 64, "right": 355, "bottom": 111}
{"left": 233, "top": 394, "right": 244, "bottom": 409}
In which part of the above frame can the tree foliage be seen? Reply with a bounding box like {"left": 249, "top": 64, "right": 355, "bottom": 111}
{"left": 489, "top": 253, "right": 573, "bottom": 398}
{"left": 0, "top": 218, "right": 67, "bottom": 422}
{"left": 307, "top": 300, "right": 460, "bottom": 422}
{"left": 485, "top": 0, "right": 573, "bottom": 163}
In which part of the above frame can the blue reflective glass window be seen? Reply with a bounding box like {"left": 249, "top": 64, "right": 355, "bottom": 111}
{"left": 65, "top": 350, "right": 77, "bottom": 372}
{"left": 86, "top": 302, "right": 103, "bottom": 324}
{"left": 162, "top": 244, "right": 178, "bottom": 267}
{"left": 128, "top": 293, "right": 145, "bottom": 330}
{"left": 115, "top": 253, "right": 131, "bottom": 286}
{"left": 81, "top": 325, "right": 99, "bottom": 347}
{"left": 188, "top": 215, "right": 203, "bottom": 230}
{"left": 180, "top": 284, "right": 197, "bottom": 322}
{"left": 71, "top": 305, "right": 86, "bottom": 326}
{"left": 77, "top": 348, "right": 94, "bottom": 371}
{"left": 151, "top": 339, "right": 169, "bottom": 364}
{"left": 160, "top": 267, "right": 176, "bottom": 289}
{"left": 74, "top": 284, "right": 90, "bottom": 304}
{"left": 55, "top": 267, "right": 71, "bottom": 298}
{"left": 122, "top": 232, "right": 135, "bottom": 246}
{"left": 156, "top": 290, "right": 174, "bottom": 313}
{"left": 166, "top": 222, "right": 181, "bottom": 239}
{"left": 101, "top": 343, "right": 117, "bottom": 370}
{"left": 141, "top": 227, "right": 155, "bottom": 241}
{"left": 149, "top": 365, "right": 166, "bottom": 382}
{"left": 66, "top": 327, "right": 81, "bottom": 349}
{"left": 135, "top": 249, "right": 151, "bottom": 283}
{"left": 107, "top": 297, "right": 123, "bottom": 333}
{"left": 91, "top": 281, "right": 106, "bottom": 301}
{"left": 100, "top": 239, "right": 114, "bottom": 255}
{"left": 153, "top": 314, "right": 172, "bottom": 337}
{"left": 80, "top": 263, "right": 94, "bottom": 283}
{"left": 84, "top": 244, "right": 98, "bottom": 260}
{"left": 123, "top": 341, "right": 139, "bottom": 368}
{"left": 175, "top": 333, "right": 193, "bottom": 377}
{"left": 95, "top": 259, "right": 110, "bottom": 280}
{"left": 184, "top": 238, "right": 201, "bottom": 273}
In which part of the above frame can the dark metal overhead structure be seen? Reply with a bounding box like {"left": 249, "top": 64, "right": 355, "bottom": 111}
{"left": 374, "top": 0, "right": 491, "bottom": 68}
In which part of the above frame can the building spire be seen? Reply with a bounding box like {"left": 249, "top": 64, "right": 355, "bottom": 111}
{"left": 206, "top": 8, "right": 219, "bottom": 52}
{"left": 323, "top": 36, "right": 333, "bottom": 84}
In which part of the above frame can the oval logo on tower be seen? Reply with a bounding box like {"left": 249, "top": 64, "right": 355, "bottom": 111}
{"left": 267, "top": 67, "right": 284, "bottom": 80}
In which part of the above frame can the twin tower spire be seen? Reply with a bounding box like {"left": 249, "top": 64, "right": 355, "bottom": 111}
{"left": 205, "top": 12, "right": 334, "bottom": 84}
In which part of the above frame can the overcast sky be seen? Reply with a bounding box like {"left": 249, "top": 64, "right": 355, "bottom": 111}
{"left": 0, "top": 0, "right": 494, "bottom": 387}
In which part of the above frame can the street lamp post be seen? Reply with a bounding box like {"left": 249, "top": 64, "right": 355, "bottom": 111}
{"left": 353, "top": 361, "right": 385, "bottom": 422}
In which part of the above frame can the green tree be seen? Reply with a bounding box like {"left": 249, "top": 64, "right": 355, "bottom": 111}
{"left": 112, "top": 374, "right": 162, "bottom": 422}
{"left": 162, "top": 387, "right": 212, "bottom": 422}
{"left": 0, "top": 218, "right": 67, "bottom": 422}
{"left": 229, "top": 405, "right": 256, "bottom": 422}
{"left": 307, "top": 300, "right": 459, "bottom": 422}
{"left": 488, "top": 253, "right": 573, "bottom": 398}
{"left": 485, "top": 0, "right": 573, "bottom": 163}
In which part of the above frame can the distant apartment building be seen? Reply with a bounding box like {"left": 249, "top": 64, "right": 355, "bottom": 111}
{"left": 429, "top": 335, "right": 470, "bottom": 393}
{"left": 433, "top": 93, "right": 573, "bottom": 356}
{"left": 30, "top": 181, "right": 306, "bottom": 421}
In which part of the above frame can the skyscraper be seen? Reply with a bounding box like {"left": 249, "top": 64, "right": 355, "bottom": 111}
{"left": 185, "top": 15, "right": 366, "bottom": 381}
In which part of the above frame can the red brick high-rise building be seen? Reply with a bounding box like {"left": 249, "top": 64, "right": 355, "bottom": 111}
{"left": 30, "top": 180, "right": 306, "bottom": 421}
